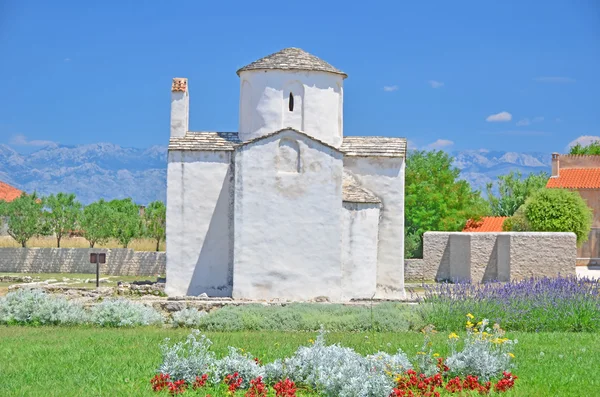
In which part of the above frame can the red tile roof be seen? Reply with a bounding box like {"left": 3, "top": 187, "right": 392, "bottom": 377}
{"left": 463, "top": 217, "right": 508, "bottom": 232}
{"left": 546, "top": 168, "right": 600, "bottom": 189}
{"left": 0, "top": 181, "right": 23, "bottom": 202}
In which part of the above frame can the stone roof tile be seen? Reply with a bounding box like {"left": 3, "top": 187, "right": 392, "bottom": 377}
{"left": 237, "top": 48, "right": 347, "bottom": 78}
{"left": 341, "top": 137, "right": 407, "bottom": 158}
{"left": 169, "top": 132, "right": 240, "bottom": 151}
{"left": 342, "top": 171, "right": 381, "bottom": 204}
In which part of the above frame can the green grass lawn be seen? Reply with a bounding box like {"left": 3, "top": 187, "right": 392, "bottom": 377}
{"left": 0, "top": 327, "right": 597, "bottom": 396}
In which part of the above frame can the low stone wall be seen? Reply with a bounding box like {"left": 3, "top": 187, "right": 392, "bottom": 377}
{"left": 0, "top": 248, "right": 165, "bottom": 276}
{"left": 409, "top": 232, "right": 576, "bottom": 282}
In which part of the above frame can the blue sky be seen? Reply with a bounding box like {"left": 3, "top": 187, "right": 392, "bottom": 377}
{"left": 0, "top": 0, "right": 598, "bottom": 154}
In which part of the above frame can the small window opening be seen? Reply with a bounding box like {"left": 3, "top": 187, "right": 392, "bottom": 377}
{"left": 288, "top": 92, "right": 294, "bottom": 112}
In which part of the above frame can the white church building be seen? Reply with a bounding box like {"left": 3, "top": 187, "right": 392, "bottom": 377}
{"left": 166, "top": 48, "right": 407, "bottom": 301}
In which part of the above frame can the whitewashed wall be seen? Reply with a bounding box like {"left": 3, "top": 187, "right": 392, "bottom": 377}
{"left": 238, "top": 70, "right": 344, "bottom": 148}
{"left": 341, "top": 202, "right": 380, "bottom": 300}
{"left": 170, "top": 91, "right": 188, "bottom": 138}
{"left": 343, "top": 156, "right": 406, "bottom": 299}
{"left": 166, "top": 151, "right": 233, "bottom": 297}
{"left": 232, "top": 129, "right": 344, "bottom": 301}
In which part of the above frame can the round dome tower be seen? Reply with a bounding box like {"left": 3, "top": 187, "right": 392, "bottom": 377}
{"left": 237, "top": 48, "right": 347, "bottom": 148}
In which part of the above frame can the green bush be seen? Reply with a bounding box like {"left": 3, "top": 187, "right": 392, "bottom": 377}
{"left": 193, "top": 303, "right": 424, "bottom": 332}
{"left": 502, "top": 206, "right": 529, "bottom": 232}
{"left": 525, "top": 188, "right": 592, "bottom": 245}
{"left": 404, "top": 232, "right": 423, "bottom": 259}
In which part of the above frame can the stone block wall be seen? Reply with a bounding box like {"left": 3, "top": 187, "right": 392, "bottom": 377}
{"left": 0, "top": 248, "right": 165, "bottom": 276}
{"left": 405, "top": 232, "right": 576, "bottom": 282}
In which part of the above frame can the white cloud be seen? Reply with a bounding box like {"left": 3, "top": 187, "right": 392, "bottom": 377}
{"left": 428, "top": 80, "right": 444, "bottom": 88}
{"left": 406, "top": 140, "right": 417, "bottom": 150}
{"left": 10, "top": 134, "right": 57, "bottom": 147}
{"left": 383, "top": 85, "right": 399, "bottom": 92}
{"left": 425, "top": 139, "right": 454, "bottom": 150}
{"left": 535, "top": 76, "right": 576, "bottom": 84}
{"left": 566, "top": 135, "right": 600, "bottom": 150}
{"left": 486, "top": 111, "right": 512, "bottom": 122}
{"left": 516, "top": 116, "right": 544, "bottom": 126}
{"left": 64, "top": 58, "right": 71, "bottom": 62}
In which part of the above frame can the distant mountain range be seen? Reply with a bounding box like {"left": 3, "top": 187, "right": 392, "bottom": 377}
{"left": 0, "top": 143, "right": 551, "bottom": 204}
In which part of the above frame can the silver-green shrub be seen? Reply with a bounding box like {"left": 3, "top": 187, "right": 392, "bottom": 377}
{"left": 445, "top": 319, "right": 516, "bottom": 381}
{"left": 159, "top": 330, "right": 216, "bottom": 383}
{"left": 171, "top": 307, "right": 207, "bottom": 328}
{"left": 213, "top": 347, "right": 265, "bottom": 387}
{"left": 159, "top": 328, "right": 411, "bottom": 397}
{"left": 0, "top": 289, "right": 88, "bottom": 325}
{"left": 90, "top": 298, "right": 163, "bottom": 327}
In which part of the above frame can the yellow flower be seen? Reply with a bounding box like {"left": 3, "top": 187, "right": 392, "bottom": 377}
{"left": 466, "top": 313, "right": 475, "bottom": 319}
{"left": 417, "top": 351, "right": 426, "bottom": 355}
{"left": 448, "top": 332, "right": 459, "bottom": 339}
{"left": 476, "top": 321, "right": 483, "bottom": 326}
{"left": 308, "top": 339, "right": 315, "bottom": 344}
{"left": 433, "top": 353, "right": 440, "bottom": 357}
{"left": 466, "top": 321, "right": 474, "bottom": 328}
{"left": 508, "top": 353, "right": 515, "bottom": 358}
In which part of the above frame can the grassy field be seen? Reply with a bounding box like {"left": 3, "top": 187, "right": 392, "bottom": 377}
{"left": 0, "top": 327, "right": 597, "bottom": 396}
{"left": 0, "top": 236, "right": 165, "bottom": 251}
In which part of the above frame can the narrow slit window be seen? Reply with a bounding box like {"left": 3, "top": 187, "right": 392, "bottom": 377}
{"left": 288, "top": 92, "right": 294, "bottom": 112}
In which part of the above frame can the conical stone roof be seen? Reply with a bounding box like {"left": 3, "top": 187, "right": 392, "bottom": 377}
{"left": 236, "top": 47, "right": 347, "bottom": 78}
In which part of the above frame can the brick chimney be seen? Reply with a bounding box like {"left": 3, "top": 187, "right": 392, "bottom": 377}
{"left": 551, "top": 153, "right": 560, "bottom": 177}
{"left": 170, "top": 78, "right": 189, "bottom": 138}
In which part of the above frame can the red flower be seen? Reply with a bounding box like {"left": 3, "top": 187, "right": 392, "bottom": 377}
{"left": 494, "top": 372, "right": 518, "bottom": 392}
{"left": 150, "top": 373, "right": 170, "bottom": 392}
{"left": 273, "top": 378, "right": 297, "bottom": 397}
{"left": 167, "top": 379, "right": 187, "bottom": 395}
{"left": 224, "top": 372, "right": 243, "bottom": 394}
{"left": 245, "top": 376, "right": 268, "bottom": 397}
{"left": 193, "top": 374, "right": 209, "bottom": 389}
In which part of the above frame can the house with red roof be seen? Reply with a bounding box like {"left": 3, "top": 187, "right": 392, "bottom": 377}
{"left": 0, "top": 181, "right": 24, "bottom": 235}
{"left": 547, "top": 153, "right": 600, "bottom": 264}
{"left": 463, "top": 216, "right": 509, "bottom": 233}
{"left": 0, "top": 181, "right": 23, "bottom": 203}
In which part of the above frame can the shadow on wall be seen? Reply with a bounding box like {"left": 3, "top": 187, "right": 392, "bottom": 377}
{"left": 482, "top": 240, "right": 498, "bottom": 283}
{"left": 187, "top": 171, "right": 232, "bottom": 297}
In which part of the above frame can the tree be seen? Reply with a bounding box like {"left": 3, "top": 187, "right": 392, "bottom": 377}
{"left": 80, "top": 199, "right": 114, "bottom": 248}
{"left": 522, "top": 188, "right": 593, "bottom": 245}
{"left": 486, "top": 171, "right": 549, "bottom": 217}
{"left": 108, "top": 198, "right": 141, "bottom": 248}
{"left": 5, "top": 193, "right": 44, "bottom": 247}
{"left": 144, "top": 201, "right": 166, "bottom": 251}
{"left": 405, "top": 150, "right": 490, "bottom": 258}
{"left": 43, "top": 193, "right": 82, "bottom": 248}
{"left": 569, "top": 141, "right": 600, "bottom": 155}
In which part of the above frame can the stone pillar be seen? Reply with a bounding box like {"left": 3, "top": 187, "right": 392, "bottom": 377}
{"left": 496, "top": 234, "right": 511, "bottom": 282}
{"left": 449, "top": 234, "right": 471, "bottom": 282}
